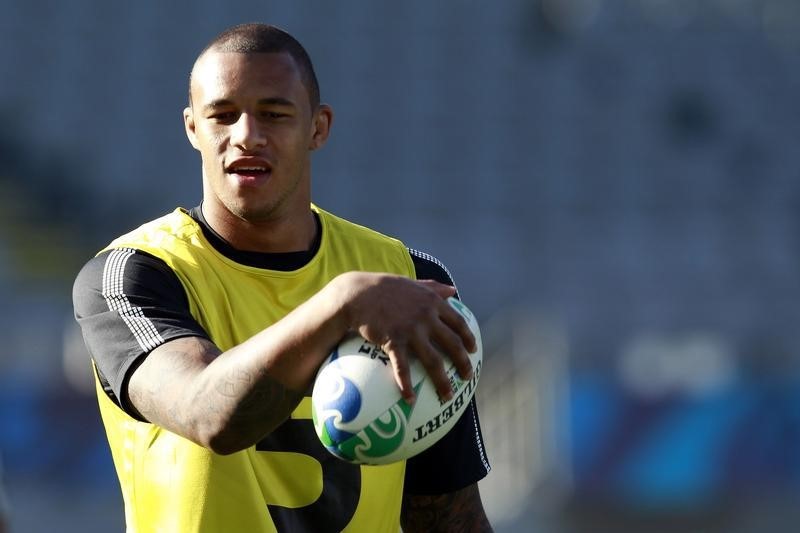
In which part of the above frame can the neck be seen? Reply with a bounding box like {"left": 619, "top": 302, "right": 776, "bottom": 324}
{"left": 201, "top": 202, "right": 317, "bottom": 254}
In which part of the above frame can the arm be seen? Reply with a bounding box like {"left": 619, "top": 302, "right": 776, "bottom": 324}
{"left": 127, "top": 271, "right": 477, "bottom": 454}
{"left": 400, "top": 249, "right": 493, "bottom": 531}
{"left": 401, "top": 483, "right": 493, "bottom": 533}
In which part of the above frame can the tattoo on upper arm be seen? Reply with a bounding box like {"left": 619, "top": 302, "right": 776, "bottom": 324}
{"left": 401, "top": 484, "right": 493, "bottom": 533}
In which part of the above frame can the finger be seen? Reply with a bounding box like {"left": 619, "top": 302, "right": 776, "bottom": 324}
{"left": 431, "top": 320, "right": 473, "bottom": 381}
{"left": 440, "top": 301, "right": 477, "bottom": 355}
{"left": 411, "top": 337, "right": 455, "bottom": 402}
{"left": 417, "top": 279, "right": 457, "bottom": 299}
{"left": 383, "top": 339, "right": 416, "bottom": 405}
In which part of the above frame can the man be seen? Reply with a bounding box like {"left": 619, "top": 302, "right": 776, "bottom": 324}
{"left": 73, "top": 23, "right": 491, "bottom": 532}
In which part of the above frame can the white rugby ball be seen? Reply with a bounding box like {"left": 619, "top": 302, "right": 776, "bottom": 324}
{"left": 311, "top": 297, "right": 482, "bottom": 465}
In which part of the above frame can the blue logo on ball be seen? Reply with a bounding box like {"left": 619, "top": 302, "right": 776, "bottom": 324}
{"left": 318, "top": 370, "right": 361, "bottom": 445}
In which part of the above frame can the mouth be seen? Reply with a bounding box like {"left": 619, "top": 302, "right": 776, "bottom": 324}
{"left": 225, "top": 158, "right": 273, "bottom": 183}
{"left": 228, "top": 166, "right": 270, "bottom": 176}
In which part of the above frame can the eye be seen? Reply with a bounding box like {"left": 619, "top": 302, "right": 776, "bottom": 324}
{"left": 262, "top": 111, "right": 289, "bottom": 120}
{"left": 210, "top": 111, "right": 238, "bottom": 123}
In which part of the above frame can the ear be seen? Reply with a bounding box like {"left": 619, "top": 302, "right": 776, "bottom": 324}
{"left": 183, "top": 106, "right": 200, "bottom": 150}
{"left": 309, "top": 104, "right": 333, "bottom": 151}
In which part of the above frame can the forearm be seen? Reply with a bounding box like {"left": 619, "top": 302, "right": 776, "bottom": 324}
{"left": 128, "top": 338, "right": 303, "bottom": 454}
{"left": 401, "top": 484, "right": 493, "bottom": 533}
{"left": 127, "top": 271, "right": 470, "bottom": 454}
{"left": 129, "top": 274, "right": 352, "bottom": 453}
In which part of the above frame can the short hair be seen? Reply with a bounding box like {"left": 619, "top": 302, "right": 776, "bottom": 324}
{"left": 190, "top": 23, "right": 320, "bottom": 110}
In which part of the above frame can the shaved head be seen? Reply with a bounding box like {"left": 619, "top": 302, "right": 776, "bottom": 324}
{"left": 190, "top": 23, "right": 320, "bottom": 110}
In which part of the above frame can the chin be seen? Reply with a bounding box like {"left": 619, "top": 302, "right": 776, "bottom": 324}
{"left": 227, "top": 201, "right": 280, "bottom": 223}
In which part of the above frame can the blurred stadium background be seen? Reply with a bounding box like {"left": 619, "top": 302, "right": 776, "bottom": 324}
{"left": 2, "top": 0, "right": 800, "bottom": 531}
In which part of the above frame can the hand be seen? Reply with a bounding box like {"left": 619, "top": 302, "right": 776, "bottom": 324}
{"left": 333, "top": 272, "right": 477, "bottom": 404}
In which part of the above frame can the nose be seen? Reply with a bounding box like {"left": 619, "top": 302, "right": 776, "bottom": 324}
{"left": 230, "top": 113, "right": 266, "bottom": 151}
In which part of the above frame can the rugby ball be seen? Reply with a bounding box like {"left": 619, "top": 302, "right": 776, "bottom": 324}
{"left": 311, "top": 297, "right": 482, "bottom": 465}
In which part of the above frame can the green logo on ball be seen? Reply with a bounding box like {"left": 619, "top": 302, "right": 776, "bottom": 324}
{"left": 328, "top": 383, "right": 421, "bottom": 464}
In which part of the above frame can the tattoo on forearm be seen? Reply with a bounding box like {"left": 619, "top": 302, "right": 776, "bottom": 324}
{"left": 212, "top": 365, "right": 304, "bottom": 434}
{"left": 215, "top": 366, "right": 252, "bottom": 398}
{"left": 130, "top": 340, "right": 304, "bottom": 449}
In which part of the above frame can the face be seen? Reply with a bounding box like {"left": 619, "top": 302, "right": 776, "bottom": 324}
{"left": 184, "top": 51, "right": 331, "bottom": 224}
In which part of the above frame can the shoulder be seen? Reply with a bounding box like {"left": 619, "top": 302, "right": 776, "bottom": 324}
{"left": 315, "top": 205, "right": 404, "bottom": 246}
{"left": 314, "top": 205, "right": 416, "bottom": 276}
{"left": 73, "top": 248, "right": 183, "bottom": 314}
{"left": 103, "top": 208, "right": 201, "bottom": 257}
{"left": 408, "top": 248, "right": 457, "bottom": 289}
{"left": 313, "top": 205, "right": 458, "bottom": 288}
